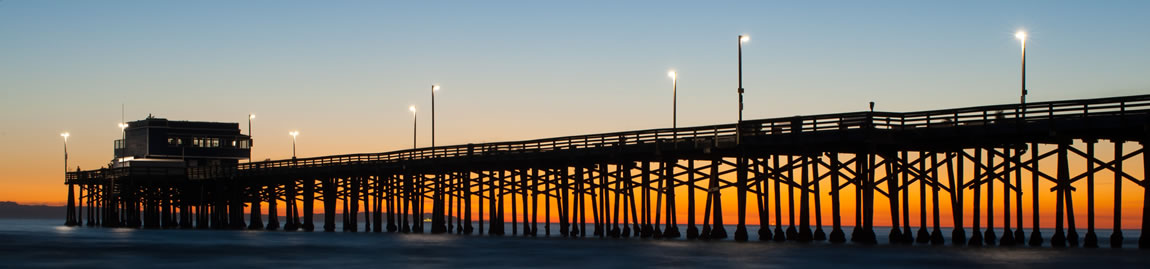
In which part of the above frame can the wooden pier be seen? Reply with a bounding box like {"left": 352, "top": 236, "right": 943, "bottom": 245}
{"left": 65, "top": 94, "right": 1150, "bottom": 248}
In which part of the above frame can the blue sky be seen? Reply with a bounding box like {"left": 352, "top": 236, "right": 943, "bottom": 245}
{"left": 1, "top": 0, "right": 1148, "bottom": 175}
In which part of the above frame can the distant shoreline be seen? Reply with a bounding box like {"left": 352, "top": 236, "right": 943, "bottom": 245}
{"left": 0, "top": 201, "right": 65, "bottom": 219}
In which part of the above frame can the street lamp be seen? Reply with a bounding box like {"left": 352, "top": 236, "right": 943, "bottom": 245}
{"left": 431, "top": 84, "right": 440, "bottom": 148}
{"left": 289, "top": 131, "right": 299, "bottom": 159}
{"left": 410, "top": 105, "right": 418, "bottom": 149}
{"left": 668, "top": 70, "right": 678, "bottom": 129}
{"left": 737, "top": 34, "right": 750, "bottom": 143}
{"left": 248, "top": 114, "right": 255, "bottom": 136}
{"left": 1015, "top": 31, "right": 1028, "bottom": 119}
{"left": 248, "top": 114, "right": 255, "bottom": 162}
{"left": 118, "top": 122, "right": 128, "bottom": 160}
{"left": 61, "top": 132, "right": 70, "bottom": 173}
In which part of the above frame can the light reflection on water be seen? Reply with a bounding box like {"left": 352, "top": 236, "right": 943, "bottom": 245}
{"left": 1, "top": 219, "right": 1146, "bottom": 268}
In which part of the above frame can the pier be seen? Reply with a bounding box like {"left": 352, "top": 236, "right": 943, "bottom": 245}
{"left": 64, "top": 94, "right": 1150, "bottom": 248}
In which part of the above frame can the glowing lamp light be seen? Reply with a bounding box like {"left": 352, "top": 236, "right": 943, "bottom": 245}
{"left": 118, "top": 123, "right": 129, "bottom": 130}
{"left": 668, "top": 71, "right": 677, "bottom": 80}
{"left": 739, "top": 35, "right": 750, "bottom": 43}
{"left": 409, "top": 105, "right": 417, "bottom": 113}
{"left": 289, "top": 131, "right": 299, "bottom": 137}
{"left": 433, "top": 85, "right": 441, "bottom": 91}
{"left": 61, "top": 132, "right": 70, "bottom": 139}
{"left": 1015, "top": 31, "right": 1027, "bottom": 41}
{"left": 249, "top": 114, "right": 256, "bottom": 119}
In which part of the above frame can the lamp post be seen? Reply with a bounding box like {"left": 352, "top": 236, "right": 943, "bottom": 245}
{"left": 410, "top": 105, "right": 418, "bottom": 149}
{"left": 61, "top": 132, "right": 70, "bottom": 173}
{"left": 1015, "top": 31, "right": 1028, "bottom": 118}
{"left": 118, "top": 122, "right": 128, "bottom": 160}
{"left": 431, "top": 85, "right": 439, "bottom": 148}
{"left": 289, "top": 131, "right": 299, "bottom": 159}
{"left": 668, "top": 71, "right": 678, "bottom": 129}
{"left": 62, "top": 132, "right": 74, "bottom": 226}
{"left": 248, "top": 114, "right": 255, "bottom": 162}
{"left": 737, "top": 35, "right": 750, "bottom": 142}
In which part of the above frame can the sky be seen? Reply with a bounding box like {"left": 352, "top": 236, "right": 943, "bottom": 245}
{"left": 0, "top": 0, "right": 1148, "bottom": 228}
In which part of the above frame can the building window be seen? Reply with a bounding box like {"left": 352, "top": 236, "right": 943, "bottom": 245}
{"left": 192, "top": 137, "right": 221, "bottom": 148}
{"left": 168, "top": 137, "right": 182, "bottom": 146}
{"left": 237, "top": 139, "right": 251, "bottom": 149}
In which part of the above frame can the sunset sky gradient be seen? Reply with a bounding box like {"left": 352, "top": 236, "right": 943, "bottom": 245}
{"left": 1, "top": 1, "right": 1148, "bottom": 228}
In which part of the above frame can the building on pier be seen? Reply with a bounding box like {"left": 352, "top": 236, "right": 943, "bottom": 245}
{"left": 113, "top": 116, "right": 252, "bottom": 168}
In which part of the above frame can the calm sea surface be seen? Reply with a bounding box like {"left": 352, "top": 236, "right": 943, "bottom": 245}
{"left": 1, "top": 219, "right": 1146, "bottom": 268}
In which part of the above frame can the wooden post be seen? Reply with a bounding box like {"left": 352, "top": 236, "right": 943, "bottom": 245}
{"left": 930, "top": 153, "right": 944, "bottom": 245}
{"left": 813, "top": 156, "right": 826, "bottom": 241}
{"left": 612, "top": 166, "right": 623, "bottom": 238}
{"left": 985, "top": 149, "right": 997, "bottom": 245}
{"left": 887, "top": 153, "right": 903, "bottom": 244}
{"left": 285, "top": 180, "right": 299, "bottom": 231}
{"left": 641, "top": 161, "right": 652, "bottom": 238}
{"left": 829, "top": 154, "right": 845, "bottom": 243}
{"left": 66, "top": 184, "right": 77, "bottom": 226}
{"left": 1014, "top": 147, "right": 1026, "bottom": 244}
{"left": 1111, "top": 142, "right": 1124, "bottom": 248}
{"left": 1051, "top": 143, "right": 1069, "bottom": 247}
{"left": 1002, "top": 148, "right": 1016, "bottom": 246}
{"left": 970, "top": 149, "right": 984, "bottom": 246}
{"left": 798, "top": 155, "right": 812, "bottom": 241}
{"left": 1085, "top": 141, "right": 1098, "bottom": 247}
{"left": 266, "top": 184, "right": 279, "bottom": 230}
{"left": 735, "top": 155, "right": 749, "bottom": 241}
{"left": 757, "top": 158, "right": 772, "bottom": 241}
{"left": 861, "top": 152, "right": 876, "bottom": 244}
{"left": 323, "top": 178, "right": 337, "bottom": 232}
{"left": 1140, "top": 139, "right": 1150, "bottom": 249}
{"left": 1029, "top": 142, "right": 1043, "bottom": 246}
{"left": 710, "top": 157, "right": 727, "bottom": 239}
{"left": 249, "top": 186, "right": 263, "bottom": 230}
{"left": 687, "top": 160, "right": 698, "bottom": 239}
{"left": 577, "top": 167, "right": 586, "bottom": 237}
{"left": 559, "top": 168, "right": 569, "bottom": 237}
{"left": 786, "top": 155, "right": 797, "bottom": 240}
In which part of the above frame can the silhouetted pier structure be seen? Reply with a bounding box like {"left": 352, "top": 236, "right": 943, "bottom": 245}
{"left": 65, "top": 94, "right": 1150, "bottom": 248}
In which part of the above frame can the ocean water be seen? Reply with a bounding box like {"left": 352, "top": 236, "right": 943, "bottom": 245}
{"left": 1, "top": 219, "right": 1147, "bottom": 268}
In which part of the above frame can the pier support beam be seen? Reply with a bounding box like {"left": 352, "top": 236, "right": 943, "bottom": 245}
{"left": 266, "top": 184, "right": 280, "bottom": 230}
{"left": 1051, "top": 143, "right": 1069, "bottom": 247}
{"left": 828, "top": 154, "right": 846, "bottom": 243}
{"left": 710, "top": 158, "right": 727, "bottom": 239}
{"left": 687, "top": 160, "right": 699, "bottom": 239}
{"left": 1084, "top": 141, "right": 1098, "bottom": 248}
{"left": 1141, "top": 140, "right": 1150, "bottom": 249}
{"left": 735, "top": 156, "right": 749, "bottom": 241}
{"left": 66, "top": 184, "right": 77, "bottom": 226}
{"left": 323, "top": 178, "right": 336, "bottom": 232}
{"left": 664, "top": 160, "right": 680, "bottom": 238}
{"left": 887, "top": 153, "right": 902, "bottom": 244}
{"left": 1111, "top": 142, "right": 1124, "bottom": 248}
{"left": 249, "top": 186, "right": 263, "bottom": 230}
{"left": 1029, "top": 142, "right": 1044, "bottom": 246}
{"left": 798, "top": 155, "right": 813, "bottom": 242}
{"left": 303, "top": 178, "right": 315, "bottom": 231}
